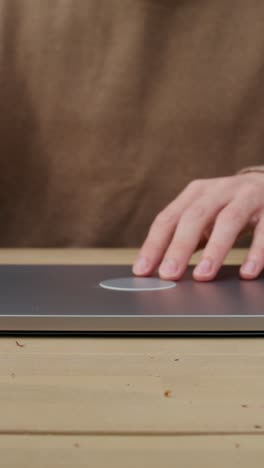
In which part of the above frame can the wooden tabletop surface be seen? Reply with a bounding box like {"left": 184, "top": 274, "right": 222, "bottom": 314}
{"left": 0, "top": 248, "right": 263, "bottom": 467}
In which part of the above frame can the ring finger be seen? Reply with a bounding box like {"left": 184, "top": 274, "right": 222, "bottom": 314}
{"left": 193, "top": 199, "right": 256, "bottom": 281}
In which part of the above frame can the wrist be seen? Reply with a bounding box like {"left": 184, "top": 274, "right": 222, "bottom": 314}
{"left": 237, "top": 165, "right": 264, "bottom": 175}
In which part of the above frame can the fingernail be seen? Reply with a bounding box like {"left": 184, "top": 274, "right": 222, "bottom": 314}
{"left": 194, "top": 258, "right": 213, "bottom": 276}
{"left": 160, "top": 258, "right": 179, "bottom": 276}
{"left": 241, "top": 260, "right": 257, "bottom": 276}
{"left": 133, "top": 256, "right": 151, "bottom": 274}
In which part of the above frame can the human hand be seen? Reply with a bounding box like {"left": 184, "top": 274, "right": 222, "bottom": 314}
{"left": 132, "top": 173, "right": 264, "bottom": 281}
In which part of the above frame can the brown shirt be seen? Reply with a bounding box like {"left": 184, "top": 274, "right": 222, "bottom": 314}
{"left": 0, "top": 0, "right": 263, "bottom": 247}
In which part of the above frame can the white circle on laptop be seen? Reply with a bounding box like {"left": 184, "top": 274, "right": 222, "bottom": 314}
{"left": 99, "top": 277, "right": 176, "bottom": 291}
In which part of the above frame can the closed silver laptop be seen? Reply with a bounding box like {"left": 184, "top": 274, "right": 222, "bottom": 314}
{"left": 0, "top": 264, "right": 263, "bottom": 335}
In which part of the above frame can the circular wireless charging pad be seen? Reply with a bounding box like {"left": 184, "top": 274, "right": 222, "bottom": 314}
{"left": 99, "top": 277, "right": 176, "bottom": 292}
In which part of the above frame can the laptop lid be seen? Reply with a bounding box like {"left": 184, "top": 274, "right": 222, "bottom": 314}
{"left": 0, "top": 264, "right": 263, "bottom": 336}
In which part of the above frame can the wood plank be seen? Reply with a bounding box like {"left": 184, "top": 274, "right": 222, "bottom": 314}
{"left": 0, "top": 248, "right": 246, "bottom": 265}
{"left": 0, "top": 248, "right": 260, "bottom": 437}
{"left": 0, "top": 435, "right": 264, "bottom": 468}
{"left": 0, "top": 338, "right": 263, "bottom": 434}
{"left": 0, "top": 336, "right": 262, "bottom": 355}
{"left": 0, "top": 248, "right": 139, "bottom": 265}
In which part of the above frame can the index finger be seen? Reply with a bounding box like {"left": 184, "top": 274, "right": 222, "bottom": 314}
{"left": 132, "top": 180, "right": 205, "bottom": 276}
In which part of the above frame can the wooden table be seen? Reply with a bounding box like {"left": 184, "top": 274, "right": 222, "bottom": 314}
{"left": 0, "top": 248, "right": 263, "bottom": 467}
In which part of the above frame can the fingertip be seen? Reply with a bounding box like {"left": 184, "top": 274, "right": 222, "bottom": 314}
{"left": 132, "top": 267, "right": 151, "bottom": 277}
{"left": 192, "top": 257, "right": 216, "bottom": 282}
{"left": 132, "top": 256, "right": 152, "bottom": 276}
{"left": 192, "top": 270, "right": 216, "bottom": 282}
{"left": 158, "top": 271, "right": 183, "bottom": 281}
{"left": 239, "top": 260, "right": 259, "bottom": 280}
{"left": 239, "top": 268, "right": 258, "bottom": 281}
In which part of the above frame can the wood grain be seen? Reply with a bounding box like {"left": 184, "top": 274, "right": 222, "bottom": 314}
{"left": 0, "top": 336, "right": 264, "bottom": 434}
{"left": 0, "top": 248, "right": 262, "bottom": 467}
{"left": 1, "top": 435, "right": 264, "bottom": 468}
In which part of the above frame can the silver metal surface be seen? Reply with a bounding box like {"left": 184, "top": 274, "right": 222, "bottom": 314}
{"left": 99, "top": 277, "right": 176, "bottom": 291}
{"left": 0, "top": 264, "right": 263, "bottom": 333}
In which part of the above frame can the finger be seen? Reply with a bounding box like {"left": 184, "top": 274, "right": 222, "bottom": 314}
{"left": 240, "top": 214, "right": 264, "bottom": 279}
{"left": 158, "top": 197, "right": 226, "bottom": 279}
{"left": 193, "top": 199, "right": 256, "bottom": 281}
{"left": 132, "top": 180, "right": 205, "bottom": 276}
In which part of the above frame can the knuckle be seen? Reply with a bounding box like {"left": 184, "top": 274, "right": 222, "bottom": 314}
{"left": 241, "top": 181, "right": 258, "bottom": 193}
{"left": 140, "top": 237, "right": 163, "bottom": 255}
{"left": 250, "top": 244, "right": 264, "bottom": 260}
{"left": 154, "top": 210, "right": 176, "bottom": 227}
{"left": 218, "top": 207, "right": 244, "bottom": 225}
{"left": 240, "top": 183, "right": 261, "bottom": 202}
{"left": 205, "top": 239, "right": 227, "bottom": 254}
{"left": 218, "top": 176, "right": 231, "bottom": 185}
{"left": 187, "top": 179, "right": 204, "bottom": 191}
{"left": 181, "top": 203, "right": 207, "bottom": 223}
{"left": 168, "top": 238, "right": 193, "bottom": 253}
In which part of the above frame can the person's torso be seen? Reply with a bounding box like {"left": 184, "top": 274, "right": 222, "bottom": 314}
{"left": 0, "top": 0, "right": 263, "bottom": 246}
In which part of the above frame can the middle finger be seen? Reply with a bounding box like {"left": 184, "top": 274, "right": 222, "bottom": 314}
{"left": 159, "top": 197, "right": 227, "bottom": 279}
